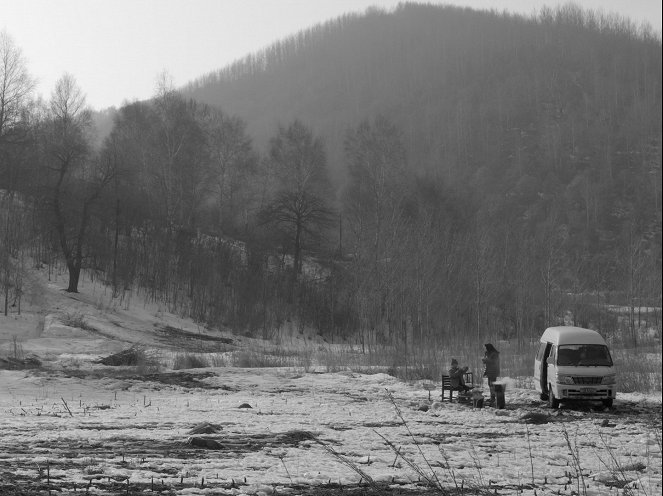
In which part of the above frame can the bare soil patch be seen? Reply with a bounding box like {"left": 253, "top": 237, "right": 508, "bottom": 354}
{"left": 155, "top": 324, "right": 235, "bottom": 350}
{"left": 38, "top": 368, "right": 232, "bottom": 390}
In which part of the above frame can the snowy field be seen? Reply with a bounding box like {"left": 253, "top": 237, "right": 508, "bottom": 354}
{"left": 0, "top": 269, "right": 661, "bottom": 495}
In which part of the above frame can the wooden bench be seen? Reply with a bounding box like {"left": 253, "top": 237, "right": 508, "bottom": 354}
{"left": 441, "top": 372, "right": 474, "bottom": 402}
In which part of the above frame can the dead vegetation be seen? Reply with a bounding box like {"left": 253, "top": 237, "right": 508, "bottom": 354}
{"left": 0, "top": 355, "right": 41, "bottom": 370}
{"left": 95, "top": 347, "right": 147, "bottom": 366}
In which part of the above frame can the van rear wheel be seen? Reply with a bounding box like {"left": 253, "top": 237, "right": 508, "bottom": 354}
{"left": 547, "top": 386, "right": 560, "bottom": 409}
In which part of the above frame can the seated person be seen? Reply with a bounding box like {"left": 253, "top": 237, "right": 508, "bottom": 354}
{"left": 449, "top": 359, "right": 472, "bottom": 393}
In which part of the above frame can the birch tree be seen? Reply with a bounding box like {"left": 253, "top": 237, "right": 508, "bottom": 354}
{"left": 0, "top": 31, "right": 34, "bottom": 314}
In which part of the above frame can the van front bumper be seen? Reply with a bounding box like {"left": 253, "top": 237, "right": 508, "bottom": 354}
{"left": 559, "top": 387, "right": 615, "bottom": 400}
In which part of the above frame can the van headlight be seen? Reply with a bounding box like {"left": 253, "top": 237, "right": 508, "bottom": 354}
{"left": 601, "top": 375, "right": 616, "bottom": 385}
{"left": 558, "top": 375, "right": 575, "bottom": 385}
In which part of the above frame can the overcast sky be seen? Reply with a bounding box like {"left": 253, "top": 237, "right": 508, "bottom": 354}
{"left": 2, "top": 0, "right": 661, "bottom": 110}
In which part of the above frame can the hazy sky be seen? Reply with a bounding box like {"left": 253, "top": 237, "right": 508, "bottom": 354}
{"left": 2, "top": 0, "right": 661, "bottom": 110}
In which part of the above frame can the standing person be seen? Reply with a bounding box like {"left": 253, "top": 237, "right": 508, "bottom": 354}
{"left": 482, "top": 343, "right": 500, "bottom": 405}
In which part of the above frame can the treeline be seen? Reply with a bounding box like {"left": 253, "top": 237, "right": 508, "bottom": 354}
{"left": 1, "top": 3, "right": 661, "bottom": 351}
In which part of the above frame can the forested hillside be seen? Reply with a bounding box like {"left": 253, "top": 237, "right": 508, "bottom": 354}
{"left": 185, "top": 3, "right": 662, "bottom": 343}
{"left": 1, "top": 4, "right": 661, "bottom": 357}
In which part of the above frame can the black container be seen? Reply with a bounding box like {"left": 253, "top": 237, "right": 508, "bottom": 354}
{"left": 493, "top": 382, "right": 506, "bottom": 409}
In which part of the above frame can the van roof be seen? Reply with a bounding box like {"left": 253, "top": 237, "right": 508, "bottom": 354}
{"left": 540, "top": 326, "right": 607, "bottom": 346}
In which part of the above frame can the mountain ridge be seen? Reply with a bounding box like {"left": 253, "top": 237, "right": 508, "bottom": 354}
{"left": 184, "top": 3, "right": 661, "bottom": 186}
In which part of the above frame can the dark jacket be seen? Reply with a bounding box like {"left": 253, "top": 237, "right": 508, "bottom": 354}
{"left": 482, "top": 344, "right": 500, "bottom": 378}
{"left": 448, "top": 364, "right": 468, "bottom": 389}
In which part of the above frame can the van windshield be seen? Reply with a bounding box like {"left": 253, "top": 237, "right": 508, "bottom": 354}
{"left": 557, "top": 344, "right": 613, "bottom": 366}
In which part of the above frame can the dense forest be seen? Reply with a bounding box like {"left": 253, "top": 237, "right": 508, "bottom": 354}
{"left": 1, "top": 3, "right": 661, "bottom": 354}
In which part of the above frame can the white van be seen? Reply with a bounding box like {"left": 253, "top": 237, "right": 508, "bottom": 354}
{"left": 534, "top": 326, "right": 616, "bottom": 408}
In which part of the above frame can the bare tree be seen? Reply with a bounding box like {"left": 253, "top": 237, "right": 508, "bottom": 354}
{"left": 342, "top": 116, "right": 409, "bottom": 344}
{"left": 260, "top": 120, "right": 334, "bottom": 283}
{"left": 344, "top": 116, "right": 407, "bottom": 266}
{"left": 149, "top": 84, "right": 210, "bottom": 230}
{"left": 0, "top": 31, "right": 34, "bottom": 315}
{"left": 0, "top": 31, "right": 34, "bottom": 146}
{"left": 201, "top": 107, "right": 258, "bottom": 232}
{"left": 42, "top": 74, "right": 113, "bottom": 292}
{"left": 536, "top": 218, "right": 567, "bottom": 328}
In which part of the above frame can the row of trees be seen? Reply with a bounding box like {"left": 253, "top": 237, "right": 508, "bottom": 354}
{"left": 1, "top": 13, "right": 661, "bottom": 350}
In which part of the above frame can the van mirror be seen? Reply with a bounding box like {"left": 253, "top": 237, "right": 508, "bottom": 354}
{"left": 546, "top": 357, "right": 555, "bottom": 365}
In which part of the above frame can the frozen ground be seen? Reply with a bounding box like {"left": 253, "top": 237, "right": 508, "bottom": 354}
{"left": 0, "top": 268, "right": 661, "bottom": 495}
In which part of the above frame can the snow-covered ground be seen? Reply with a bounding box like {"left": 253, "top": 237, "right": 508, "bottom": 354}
{"left": 1, "top": 268, "right": 661, "bottom": 495}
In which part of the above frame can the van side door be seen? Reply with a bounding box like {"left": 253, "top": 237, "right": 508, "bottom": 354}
{"left": 535, "top": 341, "right": 552, "bottom": 394}
{"left": 546, "top": 345, "right": 557, "bottom": 392}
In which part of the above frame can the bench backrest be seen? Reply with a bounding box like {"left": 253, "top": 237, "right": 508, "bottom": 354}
{"left": 441, "top": 372, "right": 474, "bottom": 386}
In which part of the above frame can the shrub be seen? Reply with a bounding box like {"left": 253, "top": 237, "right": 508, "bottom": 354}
{"left": 231, "top": 350, "right": 290, "bottom": 368}
{"left": 61, "top": 311, "right": 93, "bottom": 331}
{"left": 612, "top": 346, "right": 662, "bottom": 393}
{"left": 97, "top": 347, "right": 160, "bottom": 374}
{"left": 173, "top": 353, "right": 209, "bottom": 370}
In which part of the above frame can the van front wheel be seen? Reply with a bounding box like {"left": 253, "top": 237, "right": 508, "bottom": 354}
{"left": 602, "top": 399, "right": 613, "bottom": 408}
{"left": 547, "top": 386, "right": 560, "bottom": 409}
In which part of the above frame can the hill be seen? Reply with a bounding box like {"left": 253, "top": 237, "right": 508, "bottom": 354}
{"left": 181, "top": 2, "right": 662, "bottom": 344}
{"left": 2, "top": 3, "right": 660, "bottom": 351}
{"left": 185, "top": 3, "right": 661, "bottom": 183}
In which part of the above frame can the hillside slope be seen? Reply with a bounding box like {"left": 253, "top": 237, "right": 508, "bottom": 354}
{"left": 0, "top": 265, "right": 236, "bottom": 364}
{"left": 186, "top": 3, "right": 661, "bottom": 185}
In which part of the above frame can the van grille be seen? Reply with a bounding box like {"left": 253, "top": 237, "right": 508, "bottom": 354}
{"left": 573, "top": 376, "right": 602, "bottom": 385}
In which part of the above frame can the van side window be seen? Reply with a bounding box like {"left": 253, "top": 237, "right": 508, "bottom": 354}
{"left": 549, "top": 346, "right": 556, "bottom": 363}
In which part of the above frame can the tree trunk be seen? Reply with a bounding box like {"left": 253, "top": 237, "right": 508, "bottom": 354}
{"left": 66, "top": 259, "right": 81, "bottom": 293}
{"left": 112, "top": 198, "right": 120, "bottom": 295}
